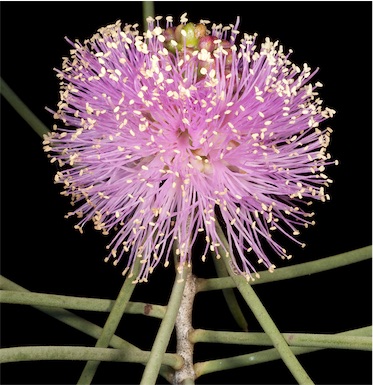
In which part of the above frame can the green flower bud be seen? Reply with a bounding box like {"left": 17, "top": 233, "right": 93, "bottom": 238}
{"left": 182, "top": 22, "right": 198, "bottom": 48}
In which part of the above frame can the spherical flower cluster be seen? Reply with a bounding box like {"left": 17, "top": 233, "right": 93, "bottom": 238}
{"left": 44, "top": 14, "right": 336, "bottom": 283}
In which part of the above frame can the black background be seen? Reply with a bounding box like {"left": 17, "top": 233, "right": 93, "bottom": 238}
{"left": 0, "top": 1, "right": 372, "bottom": 384}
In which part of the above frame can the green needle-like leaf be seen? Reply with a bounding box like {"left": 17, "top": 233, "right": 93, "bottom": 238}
{"left": 77, "top": 260, "right": 142, "bottom": 384}
{"left": 194, "top": 326, "right": 371, "bottom": 378}
{"left": 0, "top": 345, "right": 173, "bottom": 366}
{"left": 0, "top": 275, "right": 181, "bottom": 383}
{"left": 215, "top": 222, "right": 314, "bottom": 385}
{"left": 197, "top": 245, "right": 372, "bottom": 291}
{"left": 142, "top": 1, "right": 155, "bottom": 30}
{"left": 212, "top": 256, "right": 248, "bottom": 331}
{"left": 140, "top": 266, "right": 189, "bottom": 385}
{"left": 0, "top": 77, "right": 50, "bottom": 138}
{"left": 0, "top": 287, "right": 166, "bottom": 319}
{"left": 190, "top": 327, "right": 372, "bottom": 350}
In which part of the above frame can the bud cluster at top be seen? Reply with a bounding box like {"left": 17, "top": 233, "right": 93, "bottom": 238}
{"left": 162, "top": 17, "right": 234, "bottom": 79}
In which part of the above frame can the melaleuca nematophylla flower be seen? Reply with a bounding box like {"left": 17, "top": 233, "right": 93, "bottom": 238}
{"left": 44, "top": 14, "right": 336, "bottom": 283}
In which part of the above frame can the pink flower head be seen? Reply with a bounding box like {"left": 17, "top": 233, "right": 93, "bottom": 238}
{"left": 44, "top": 14, "right": 336, "bottom": 283}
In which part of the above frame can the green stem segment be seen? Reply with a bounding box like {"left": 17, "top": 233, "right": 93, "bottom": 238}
{"left": 0, "top": 77, "right": 50, "bottom": 138}
{"left": 142, "top": 1, "right": 155, "bottom": 31}
{"left": 190, "top": 328, "right": 372, "bottom": 351}
{"left": 237, "top": 280, "right": 314, "bottom": 384}
{"left": 77, "top": 261, "right": 142, "bottom": 385}
{"left": 0, "top": 277, "right": 142, "bottom": 355}
{"left": 197, "top": 245, "right": 372, "bottom": 292}
{"left": 194, "top": 326, "right": 371, "bottom": 378}
{"left": 212, "top": 256, "right": 248, "bottom": 331}
{"left": 0, "top": 345, "right": 178, "bottom": 367}
{"left": 140, "top": 266, "right": 189, "bottom": 385}
{"left": 0, "top": 287, "right": 166, "bottom": 319}
{"left": 0, "top": 276, "right": 181, "bottom": 383}
{"left": 215, "top": 222, "right": 314, "bottom": 385}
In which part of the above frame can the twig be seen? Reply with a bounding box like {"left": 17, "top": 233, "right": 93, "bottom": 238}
{"left": 173, "top": 270, "right": 197, "bottom": 385}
